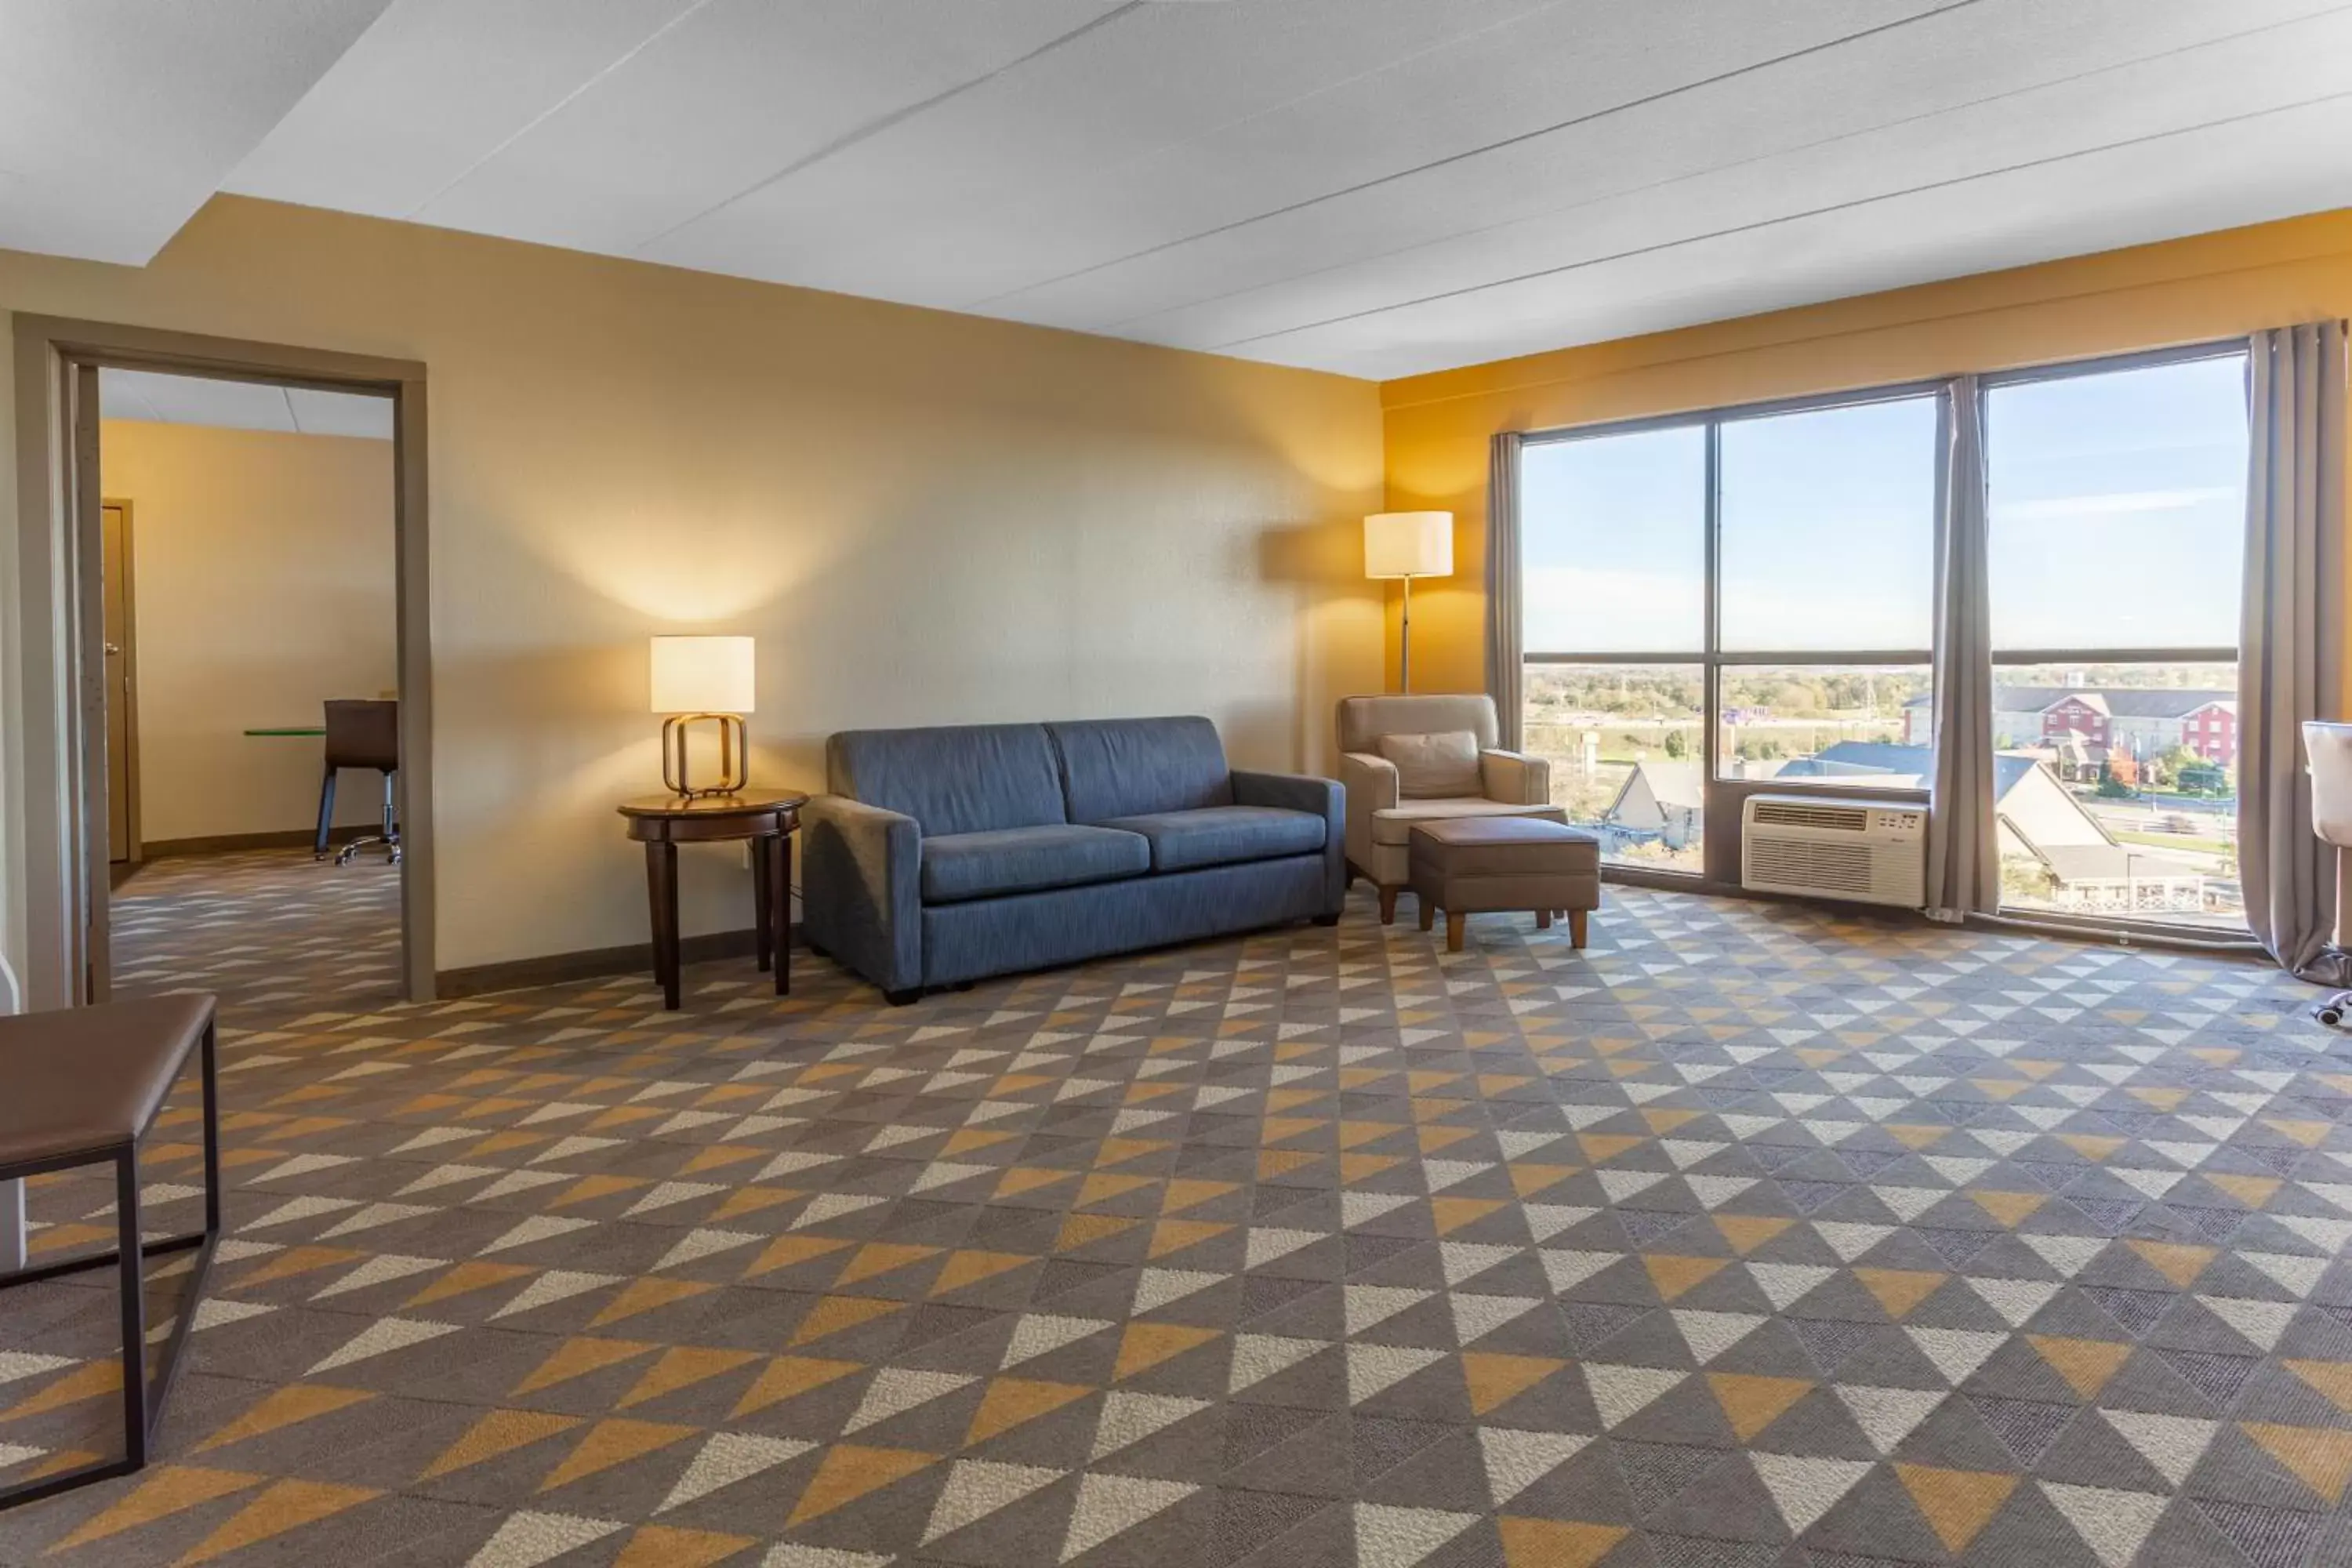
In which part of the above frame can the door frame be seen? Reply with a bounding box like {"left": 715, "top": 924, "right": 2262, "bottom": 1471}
{"left": 8, "top": 315, "right": 434, "bottom": 1007}
{"left": 100, "top": 497, "right": 141, "bottom": 871}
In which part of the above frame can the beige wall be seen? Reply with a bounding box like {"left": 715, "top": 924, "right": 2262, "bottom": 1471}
{"left": 2, "top": 196, "right": 1385, "bottom": 977}
{"left": 1381, "top": 208, "right": 2352, "bottom": 695}
{"left": 100, "top": 419, "right": 397, "bottom": 845}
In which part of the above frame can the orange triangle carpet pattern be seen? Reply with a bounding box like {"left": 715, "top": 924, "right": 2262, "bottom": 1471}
{"left": 2, "top": 847, "right": 2350, "bottom": 1567}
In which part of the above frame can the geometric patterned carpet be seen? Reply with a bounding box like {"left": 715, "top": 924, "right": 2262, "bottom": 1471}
{"left": 2, "top": 849, "right": 2350, "bottom": 1567}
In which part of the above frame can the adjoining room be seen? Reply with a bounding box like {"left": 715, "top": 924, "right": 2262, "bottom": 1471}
{"left": 96, "top": 368, "right": 405, "bottom": 1014}
{"left": 2, "top": 5, "right": 2350, "bottom": 1566}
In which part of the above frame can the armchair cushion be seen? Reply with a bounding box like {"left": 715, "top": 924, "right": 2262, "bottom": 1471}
{"left": 1377, "top": 730, "right": 1483, "bottom": 797}
{"left": 1099, "top": 806, "right": 1326, "bottom": 873}
{"left": 1370, "top": 797, "right": 1568, "bottom": 847}
{"left": 920, "top": 824, "right": 1149, "bottom": 904}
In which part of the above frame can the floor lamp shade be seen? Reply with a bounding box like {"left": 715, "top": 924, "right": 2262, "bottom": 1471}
{"left": 1363, "top": 511, "right": 1454, "bottom": 579}
{"left": 1363, "top": 512, "right": 1453, "bottom": 691}
{"left": 650, "top": 635, "right": 754, "bottom": 796}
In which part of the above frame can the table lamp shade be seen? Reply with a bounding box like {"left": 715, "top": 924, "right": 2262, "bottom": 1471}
{"left": 1363, "top": 511, "right": 1454, "bottom": 579}
{"left": 650, "top": 635, "right": 755, "bottom": 715}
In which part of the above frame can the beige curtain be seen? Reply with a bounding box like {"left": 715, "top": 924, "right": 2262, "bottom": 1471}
{"left": 2241, "top": 322, "right": 2350, "bottom": 982}
{"left": 1486, "top": 432, "right": 1524, "bottom": 750}
{"left": 1925, "top": 376, "right": 1999, "bottom": 921}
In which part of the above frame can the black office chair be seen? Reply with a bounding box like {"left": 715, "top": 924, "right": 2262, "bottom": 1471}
{"left": 316, "top": 699, "right": 399, "bottom": 865}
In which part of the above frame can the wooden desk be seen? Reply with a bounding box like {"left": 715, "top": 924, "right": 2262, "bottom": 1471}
{"left": 619, "top": 791, "right": 807, "bottom": 1009}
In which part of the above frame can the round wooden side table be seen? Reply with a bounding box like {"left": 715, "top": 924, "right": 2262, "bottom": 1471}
{"left": 618, "top": 791, "right": 808, "bottom": 1010}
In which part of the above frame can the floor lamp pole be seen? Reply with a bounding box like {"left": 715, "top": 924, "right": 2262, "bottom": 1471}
{"left": 1400, "top": 574, "right": 1414, "bottom": 693}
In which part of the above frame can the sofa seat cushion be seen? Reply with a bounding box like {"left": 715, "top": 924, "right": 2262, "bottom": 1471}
{"left": 1370, "top": 797, "right": 1567, "bottom": 847}
{"left": 1099, "top": 805, "right": 1327, "bottom": 873}
{"left": 921, "top": 824, "right": 1149, "bottom": 904}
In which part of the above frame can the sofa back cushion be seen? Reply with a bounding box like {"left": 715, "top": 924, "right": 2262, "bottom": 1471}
{"left": 827, "top": 724, "right": 1067, "bottom": 837}
{"left": 1047, "top": 717, "right": 1233, "bottom": 823}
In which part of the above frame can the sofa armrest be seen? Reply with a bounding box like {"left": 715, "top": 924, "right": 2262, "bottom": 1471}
{"left": 800, "top": 794, "right": 922, "bottom": 995}
{"left": 1232, "top": 769, "right": 1346, "bottom": 913}
{"left": 1481, "top": 748, "right": 1552, "bottom": 808}
{"left": 1338, "top": 751, "right": 1399, "bottom": 879}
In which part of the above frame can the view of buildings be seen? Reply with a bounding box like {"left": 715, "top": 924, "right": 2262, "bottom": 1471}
{"left": 1523, "top": 662, "right": 2241, "bottom": 927}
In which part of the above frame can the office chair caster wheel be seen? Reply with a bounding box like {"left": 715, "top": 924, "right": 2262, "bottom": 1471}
{"left": 2315, "top": 993, "right": 2351, "bottom": 1028}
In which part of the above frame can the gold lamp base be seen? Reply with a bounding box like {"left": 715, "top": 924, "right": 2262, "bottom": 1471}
{"left": 661, "top": 712, "right": 747, "bottom": 797}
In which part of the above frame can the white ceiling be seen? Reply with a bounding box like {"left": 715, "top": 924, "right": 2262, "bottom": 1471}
{"left": 18, "top": 1, "right": 2352, "bottom": 377}
{"left": 0, "top": 0, "right": 389, "bottom": 264}
{"left": 100, "top": 368, "right": 394, "bottom": 440}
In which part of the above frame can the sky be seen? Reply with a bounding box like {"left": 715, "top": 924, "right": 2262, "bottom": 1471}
{"left": 1521, "top": 353, "right": 2248, "bottom": 657}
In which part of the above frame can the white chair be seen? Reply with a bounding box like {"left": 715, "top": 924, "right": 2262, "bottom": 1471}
{"left": 1337, "top": 694, "right": 1563, "bottom": 922}
{"left": 2302, "top": 720, "right": 2352, "bottom": 1025}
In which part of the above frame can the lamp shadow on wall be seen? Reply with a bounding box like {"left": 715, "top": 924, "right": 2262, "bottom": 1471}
{"left": 1258, "top": 514, "right": 1384, "bottom": 770}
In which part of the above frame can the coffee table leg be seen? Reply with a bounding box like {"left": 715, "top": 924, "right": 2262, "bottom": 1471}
{"left": 645, "top": 840, "right": 681, "bottom": 1009}
{"left": 774, "top": 832, "right": 793, "bottom": 996}
{"left": 751, "top": 834, "right": 774, "bottom": 973}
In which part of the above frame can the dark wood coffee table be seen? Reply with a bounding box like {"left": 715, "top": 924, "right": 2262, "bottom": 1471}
{"left": 619, "top": 791, "right": 807, "bottom": 1009}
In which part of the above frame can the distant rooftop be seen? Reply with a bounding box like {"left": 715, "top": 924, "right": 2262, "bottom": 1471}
{"left": 1902, "top": 685, "right": 2234, "bottom": 717}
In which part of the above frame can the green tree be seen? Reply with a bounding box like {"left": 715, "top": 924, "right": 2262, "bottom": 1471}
{"left": 1662, "top": 729, "right": 1688, "bottom": 760}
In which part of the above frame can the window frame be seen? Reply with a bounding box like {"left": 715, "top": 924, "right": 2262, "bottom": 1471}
{"left": 1515, "top": 337, "right": 2253, "bottom": 933}
{"left": 1519, "top": 383, "right": 1949, "bottom": 882}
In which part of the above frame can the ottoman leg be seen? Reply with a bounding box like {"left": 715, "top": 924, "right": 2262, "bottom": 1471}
{"left": 1569, "top": 909, "right": 1588, "bottom": 948}
{"left": 1536, "top": 910, "right": 1552, "bottom": 930}
{"left": 1378, "top": 885, "right": 1399, "bottom": 924}
{"left": 1417, "top": 900, "right": 1434, "bottom": 932}
{"left": 1446, "top": 913, "right": 1465, "bottom": 952}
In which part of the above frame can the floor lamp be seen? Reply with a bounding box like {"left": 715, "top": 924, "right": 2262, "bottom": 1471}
{"left": 1365, "top": 511, "right": 1453, "bottom": 692}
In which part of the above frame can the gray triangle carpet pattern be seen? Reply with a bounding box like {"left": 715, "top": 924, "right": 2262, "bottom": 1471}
{"left": 2, "top": 847, "right": 2349, "bottom": 1567}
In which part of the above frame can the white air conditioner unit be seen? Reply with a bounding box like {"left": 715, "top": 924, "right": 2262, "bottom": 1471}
{"left": 1741, "top": 794, "right": 1926, "bottom": 909}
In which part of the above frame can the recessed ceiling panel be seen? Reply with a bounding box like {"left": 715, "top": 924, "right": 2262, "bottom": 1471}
{"left": 0, "top": 0, "right": 389, "bottom": 263}
{"left": 50, "top": 0, "right": 2352, "bottom": 376}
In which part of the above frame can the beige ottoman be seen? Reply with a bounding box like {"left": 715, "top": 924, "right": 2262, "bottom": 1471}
{"left": 1408, "top": 816, "right": 1601, "bottom": 950}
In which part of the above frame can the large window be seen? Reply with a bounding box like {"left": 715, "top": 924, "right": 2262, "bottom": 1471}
{"left": 1516, "top": 343, "right": 2251, "bottom": 937}
{"left": 1519, "top": 390, "right": 1944, "bottom": 872}
{"left": 1984, "top": 353, "right": 2248, "bottom": 931}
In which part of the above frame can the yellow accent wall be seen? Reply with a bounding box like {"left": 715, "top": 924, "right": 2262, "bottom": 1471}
{"left": 1, "top": 196, "right": 1384, "bottom": 977}
{"left": 1378, "top": 209, "right": 2352, "bottom": 697}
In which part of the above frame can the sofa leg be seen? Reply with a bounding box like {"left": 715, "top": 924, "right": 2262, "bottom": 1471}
{"left": 807, "top": 941, "right": 829, "bottom": 959}
{"left": 1446, "top": 913, "right": 1465, "bottom": 953}
{"left": 1417, "top": 901, "right": 1435, "bottom": 933}
{"left": 1537, "top": 910, "right": 1553, "bottom": 930}
{"left": 884, "top": 988, "right": 921, "bottom": 1007}
{"left": 1312, "top": 913, "right": 1341, "bottom": 927}
{"left": 1377, "top": 885, "right": 1399, "bottom": 924}
{"left": 1569, "top": 909, "right": 1588, "bottom": 949}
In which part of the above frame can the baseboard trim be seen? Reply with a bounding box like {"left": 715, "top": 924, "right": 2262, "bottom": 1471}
{"left": 436, "top": 927, "right": 775, "bottom": 999}
{"left": 142, "top": 827, "right": 370, "bottom": 858}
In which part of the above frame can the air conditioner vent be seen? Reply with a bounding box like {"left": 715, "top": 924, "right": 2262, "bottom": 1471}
{"left": 1751, "top": 800, "right": 1867, "bottom": 831}
{"left": 1741, "top": 793, "right": 1926, "bottom": 909}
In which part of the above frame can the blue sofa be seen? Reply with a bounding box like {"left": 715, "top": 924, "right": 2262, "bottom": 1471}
{"left": 800, "top": 717, "right": 1345, "bottom": 1002}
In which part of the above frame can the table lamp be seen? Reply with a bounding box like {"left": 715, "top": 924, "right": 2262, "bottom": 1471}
{"left": 650, "top": 634, "right": 753, "bottom": 797}
{"left": 1364, "top": 511, "right": 1453, "bottom": 691}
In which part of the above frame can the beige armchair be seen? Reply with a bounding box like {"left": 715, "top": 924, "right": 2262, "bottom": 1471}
{"left": 1337, "top": 694, "right": 1566, "bottom": 921}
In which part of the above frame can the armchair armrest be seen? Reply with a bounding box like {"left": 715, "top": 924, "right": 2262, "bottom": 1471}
{"left": 1480, "top": 748, "right": 1552, "bottom": 808}
{"left": 1232, "top": 769, "right": 1346, "bottom": 913}
{"left": 1337, "top": 752, "right": 1399, "bottom": 879}
{"left": 800, "top": 794, "right": 922, "bottom": 996}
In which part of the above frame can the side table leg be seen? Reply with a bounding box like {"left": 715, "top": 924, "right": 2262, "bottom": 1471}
{"left": 774, "top": 831, "right": 793, "bottom": 996}
{"left": 645, "top": 840, "right": 681, "bottom": 1009}
{"left": 751, "top": 833, "right": 775, "bottom": 973}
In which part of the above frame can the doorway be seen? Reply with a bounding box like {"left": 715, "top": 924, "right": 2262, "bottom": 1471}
{"left": 94, "top": 368, "right": 406, "bottom": 1007}
{"left": 8, "top": 317, "right": 434, "bottom": 1010}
